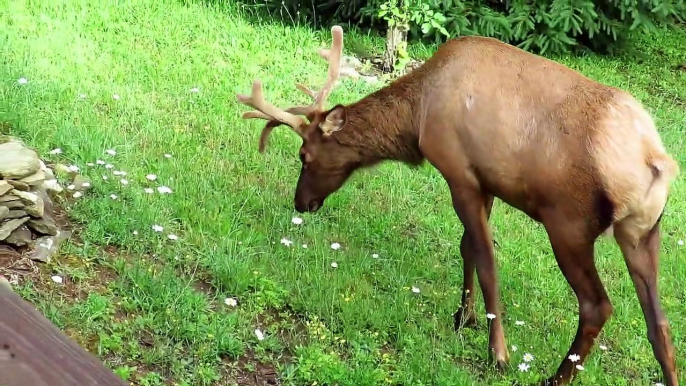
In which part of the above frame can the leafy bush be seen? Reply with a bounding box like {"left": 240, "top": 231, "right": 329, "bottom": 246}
{"left": 240, "top": 0, "right": 686, "bottom": 55}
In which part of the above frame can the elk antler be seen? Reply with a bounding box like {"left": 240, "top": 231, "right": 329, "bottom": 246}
{"left": 236, "top": 25, "right": 345, "bottom": 152}
{"left": 236, "top": 80, "right": 306, "bottom": 130}
{"left": 291, "top": 25, "right": 344, "bottom": 114}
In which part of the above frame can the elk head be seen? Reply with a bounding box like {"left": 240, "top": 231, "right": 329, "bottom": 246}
{"left": 236, "top": 26, "right": 360, "bottom": 213}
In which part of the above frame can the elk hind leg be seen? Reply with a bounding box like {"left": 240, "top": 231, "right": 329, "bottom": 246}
{"left": 449, "top": 187, "right": 509, "bottom": 369}
{"left": 539, "top": 213, "right": 613, "bottom": 386}
{"left": 454, "top": 195, "right": 495, "bottom": 331}
{"left": 614, "top": 215, "right": 679, "bottom": 386}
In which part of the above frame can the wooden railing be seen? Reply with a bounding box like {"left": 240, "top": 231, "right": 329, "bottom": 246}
{"left": 0, "top": 276, "right": 128, "bottom": 386}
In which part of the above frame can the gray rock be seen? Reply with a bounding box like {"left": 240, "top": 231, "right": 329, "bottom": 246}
{"left": 0, "top": 201, "right": 24, "bottom": 209}
{"left": 5, "top": 225, "right": 32, "bottom": 247}
{"left": 0, "top": 141, "right": 40, "bottom": 179}
{"left": 0, "top": 181, "right": 12, "bottom": 196}
{"left": 23, "top": 195, "right": 44, "bottom": 218}
{"left": 12, "top": 190, "right": 38, "bottom": 204}
{"left": 19, "top": 169, "right": 46, "bottom": 186}
{"left": 0, "top": 194, "right": 20, "bottom": 203}
{"left": 342, "top": 55, "right": 363, "bottom": 69}
{"left": 0, "top": 206, "right": 8, "bottom": 221}
{"left": 0, "top": 217, "right": 30, "bottom": 240}
{"left": 53, "top": 163, "right": 72, "bottom": 177}
{"left": 31, "top": 230, "right": 71, "bottom": 263}
{"left": 5, "top": 210, "right": 28, "bottom": 219}
{"left": 6, "top": 180, "right": 30, "bottom": 191}
{"left": 27, "top": 217, "right": 58, "bottom": 236}
{"left": 34, "top": 189, "right": 53, "bottom": 218}
{"left": 72, "top": 175, "right": 92, "bottom": 191}
{"left": 42, "top": 179, "right": 63, "bottom": 193}
{"left": 43, "top": 166, "right": 56, "bottom": 181}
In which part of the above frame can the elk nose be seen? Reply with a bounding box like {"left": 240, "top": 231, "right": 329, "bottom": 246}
{"left": 307, "top": 200, "right": 321, "bottom": 212}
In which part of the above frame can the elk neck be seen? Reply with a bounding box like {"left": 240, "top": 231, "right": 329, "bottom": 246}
{"left": 333, "top": 74, "right": 425, "bottom": 167}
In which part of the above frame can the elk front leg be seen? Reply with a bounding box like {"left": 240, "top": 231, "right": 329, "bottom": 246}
{"left": 614, "top": 218, "right": 679, "bottom": 386}
{"left": 449, "top": 186, "right": 509, "bottom": 370}
{"left": 454, "top": 195, "right": 494, "bottom": 330}
{"left": 539, "top": 214, "right": 613, "bottom": 386}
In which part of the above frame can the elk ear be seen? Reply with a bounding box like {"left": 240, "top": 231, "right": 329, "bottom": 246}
{"left": 319, "top": 105, "right": 346, "bottom": 137}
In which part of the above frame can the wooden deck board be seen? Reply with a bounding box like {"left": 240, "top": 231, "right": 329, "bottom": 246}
{"left": 0, "top": 277, "right": 128, "bottom": 386}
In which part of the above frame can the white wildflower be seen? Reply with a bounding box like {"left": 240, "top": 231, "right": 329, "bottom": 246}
{"left": 157, "top": 186, "right": 172, "bottom": 194}
{"left": 254, "top": 329, "right": 265, "bottom": 341}
{"left": 372, "top": 253, "right": 379, "bottom": 258}
{"left": 67, "top": 165, "right": 79, "bottom": 172}
{"left": 511, "top": 345, "right": 518, "bottom": 352}
{"left": 330, "top": 242, "right": 341, "bottom": 250}
{"left": 105, "top": 164, "right": 114, "bottom": 169}
{"left": 518, "top": 363, "right": 530, "bottom": 372}
{"left": 575, "top": 365, "right": 584, "bottom": 371}
{"left": 152, "top": 225, "right": 164, "bottom": 232}
{"left": 96, "top": 160, "right": 105, "bottom": 165}
{"left": 225, "top": 297, "right": 237, "bottom": 307}
{"left": 280, "top": 238, "right": 293, "bottom": 247}
{"left": 164, "top": 153, "right": 172, "bottom": 158}
{"left": 678, "top": 240, "right": 684, "bottom": 246}
{"left": 487, "top": 313, "right": 496, "bottom": 320}
{"left": 86, "top": 162, "right": 95, "bottom": 167}
{"left": 17, "top": 77, "right": 28, "bottom": 84}
{"left": 515, "top": 320, "right": 525, "bottom": 326}
{"left": 49, "top": 148, "right": 62, "bottom": 155}
{"left": 302, "top": 244, "right": 308, "bottom": 248}
{"left": 190, "top": 87, "right": 200, "bottom": 93}
{"left": 146, "top": 174, "right": 157, "bottom": 181}
{"left": 110, "top": 194, "right": 118, "bottom": 200}
{"left": 331, "top": 262, "right": 338, "bottom": 268}
{"left": 523, "top": 353, "right": 534, "bottom": 362}
{"left": 133, "top": 231, "right": 138, "bottom": 235}
{"left": 72, "top": 192, "right": 82, "bottom": 198}
{"left": 51, "top": 275, "right": 63, "bottom": 284}
{"left": 102, "top": 175, "right": 108, "bottom": 180}
{"left": 599, "top": 345, "right": 608, "bottom": 351}
{"left": 291, "top": 216, "right": 303, "bottom": 225}
{"left": 144, "top": 188, "right": 154, "bottom": 194}
{"left": 569, "top": 354, "right": 581, "bottom": 362}
{"left": 112, "top": 94, "right": 120, "bottom": 100}
{"left": 106, "top": 149, "right": 117, "bottom": 155}
{"left": 167, "top": 234, "right": 178, "bottom": 241}
{"left": 411, "top": 286, "right": 420, "bottom": 293}
{"left": 120, "top": 179, "right": 129, "bottom": 185}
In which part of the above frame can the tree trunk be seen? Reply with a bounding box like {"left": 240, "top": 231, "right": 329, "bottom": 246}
{"left": 381, "top": 25, "right": 407, "bottom": 73}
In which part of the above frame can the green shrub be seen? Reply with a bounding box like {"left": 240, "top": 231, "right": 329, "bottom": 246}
{"left": 240, "top": 0, "right": 686, "bottom": 55}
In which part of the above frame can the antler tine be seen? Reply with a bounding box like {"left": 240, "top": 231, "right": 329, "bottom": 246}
{"left": 314, "top": 25, "right": 344, "bottom": 110}
{"left": 293, "top": 25, "right": 344, "bottom": 112}
{"left": 236, "top": 80, "right": 306, "bottom": 131}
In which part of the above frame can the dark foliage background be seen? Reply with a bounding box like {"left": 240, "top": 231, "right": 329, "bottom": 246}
{"left": 238, "top": 0, "right": 686, "bottom": 55}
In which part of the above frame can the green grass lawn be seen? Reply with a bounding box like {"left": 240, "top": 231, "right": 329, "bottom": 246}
{"left": 1, "top": 1, "right": 686, "bottom": 385}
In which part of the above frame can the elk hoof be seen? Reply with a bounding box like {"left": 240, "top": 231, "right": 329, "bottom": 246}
{"left": 488, "top": 346, "right": 510, "bottom": 373}
{"left": 495, "top": 358, "right": 509, "bottom": 373}
{"left": 453, "top": 308, "right": 477, "bottom": 331}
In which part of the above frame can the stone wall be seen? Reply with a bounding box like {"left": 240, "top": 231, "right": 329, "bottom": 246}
{"left": 0, "top": 137, "right": 65, "bottom": 262}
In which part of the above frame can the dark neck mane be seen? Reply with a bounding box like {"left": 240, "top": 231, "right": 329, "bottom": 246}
{"left": 333, "top": 75, "right": 425, "bottom": 167}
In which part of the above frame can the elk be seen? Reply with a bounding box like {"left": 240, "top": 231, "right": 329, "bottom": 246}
{"left": 235, "top": 26, "right": 680, "bottom": 385}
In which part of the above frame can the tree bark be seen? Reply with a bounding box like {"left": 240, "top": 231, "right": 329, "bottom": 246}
{"left": 381, "top": 25, "right": 408, "bottom": 73}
